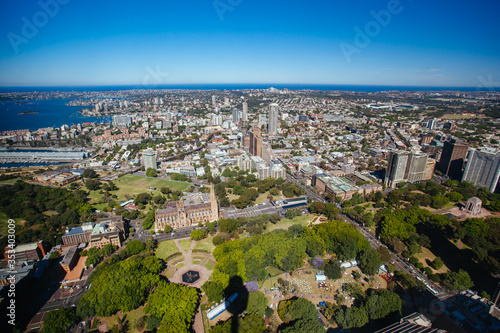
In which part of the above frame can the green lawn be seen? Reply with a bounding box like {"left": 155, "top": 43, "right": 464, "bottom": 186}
{"left": 155, "top": 240, "right": 181, "bottom": 260}
{"left": 88, "top": 174, "right": 191, "bottom": 206}
{"left": 193, "top": 259, "right": 203, "bottom": 265}
{"left": 204, "top": 261, "right": 215, "bottom": 271}
{"left": 266, "top": 214, "right": 313, "bottom": 233}
{"left": 0, "top": 211, "right": 23, "bottom": 238}
{"left": 102, "top": 306, "right": 145, "bottom": 333}
{"left": 175, "top": 261, "right": 185, "bottom": 269}
{"left": 179, "top": 239, "right": 192, "bottom": 253}
{"left": 163, "top": 266, "right": 177, "bottom": 279}
{"left": 193, "top": 235, "right": 216, "bottom": 253}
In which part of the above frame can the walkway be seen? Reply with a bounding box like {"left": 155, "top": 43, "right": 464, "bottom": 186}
{"left": 169, "top": 238, "right": 215, "bottom": 333}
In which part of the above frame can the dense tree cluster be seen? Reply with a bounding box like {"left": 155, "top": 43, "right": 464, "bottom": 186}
{"left": 145, "top": 281, "right": 199, "bottom": 332}
{"left": 0, "top": 181, "right": 92, "bottom": 250}
{"left": 77, "top": 255, "right": 163, "bottom": 317}
{"left": 41, "top": 307, "right": 80, "bottom": 333}
{"left": 278, "top": 297, "right": 324, "bottom": 333}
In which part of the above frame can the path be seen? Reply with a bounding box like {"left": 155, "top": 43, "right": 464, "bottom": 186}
{"left": 171, "top": 238, "right": 215, "bottom": 333}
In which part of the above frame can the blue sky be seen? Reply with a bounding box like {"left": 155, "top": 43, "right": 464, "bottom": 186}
{"left": 0, "top": 0, "right": 499, "bottom": 87}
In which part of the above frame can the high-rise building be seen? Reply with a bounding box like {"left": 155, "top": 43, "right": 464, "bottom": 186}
{"left": 385, "top": 151, "right": 433, "bottom": 187}
{"left": 405, "top": 154, "right": 428, "bottom": 183}
{"left": 268, "top": 103, "right": 279, "bottom": 135}
{"left": 224, "top": 97, "right": 229, "bottom": 107}
{"left": 212, "top": 95, "right": 216, "bottom": 107}
{"left": 261, "top": 142, "right": 273, "bottom": 164}
{"left": 142, "top": 149, "right": 157, "bottom": 171}
{"left": 462, "top": 149, "right": 500, "bottom": 192}
{"left": 242, "top": 102, "right": 248, "bottom": 122}
{"left": 232, "top": 109, "right": 241, "bottom": 123}
{"left": 385, "top": 151, "right": 410, "bottom": 187}
{"left": 112, "top": 115, "right": 132, "bottom": 128}
{"left": 438, "top": 141, "right": 469, "bottom": 179}
{"left": 238, "top": 154, "right": 251, "bottom": 171}
{"left": 249, "top": 128, "right": 262, "bottom": 157}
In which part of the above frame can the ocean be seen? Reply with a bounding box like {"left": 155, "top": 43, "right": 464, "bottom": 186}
{"left": 0, "top": 99, "right": 111, "bottom": 132}
{"left": 1, "top": 83, "right": 498, "bottom": 93}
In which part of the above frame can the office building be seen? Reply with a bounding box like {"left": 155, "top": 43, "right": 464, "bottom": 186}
{"left": 90, "top": 216, "right": 125, "bottom": 249}
{"left": 3, "top": 240, "right": 46, "bottom": 262}
{"left": 462, "top": 149, "right": 500, "bottom": 192}
{"left": 438, "top": 141, "right": 469, "bottom": 179}
{"left": 242, "top": 101, "right": 248, "bottom": 122}
{"left": 62, "top": 222, "right": 95, "bottom": 245}
{"left": 268, "top": 103, "right": 279, "bottom": 135}
{"left": 212, "top": 95, "right": 216, "bottom": 107}
{"left": 142, "top": 149, "right": 157, "bottom": 170}
{"left": 261, "top": 142, "right": 273, "bottom": 164}
{"left": 406, "top": 154, "right": 428, "bottom": 183}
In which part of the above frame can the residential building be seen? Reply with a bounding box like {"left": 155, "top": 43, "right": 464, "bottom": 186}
{"left": 462, "top": 149, "right": 500, "bottom": 192}
{"left": 242, "top": 101, "right": 248, "bottom": 122}
{"left": 249, "top": 128, "right": 262, "bottom": 157}
{"left": 142, "top": 149, "right": 157, "bottom": 170}
{"left": 268, "top": 103, "right": 279, "bottom": 135}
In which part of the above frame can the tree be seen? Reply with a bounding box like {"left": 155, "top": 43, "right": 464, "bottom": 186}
{"left": 42, "top": 307, "right": 80, "bottom": 333}
{"left": 334, "top": 306, "right": 369, "bottom": 329}
{"left": 247, "top": 291, "right": 268, "bottom": 318}
{"left": 164, "top": 225, "right": 172, "bottom": 233}
{"left": 202, "top": 281, "right": 224, "bottom": 302}
{"left": 324, "top": 259, "right": 342, "bottom": 280}
{"left": 431, "top": 257, "right": 444, "bottom": 270}
{"left": 146, "top": 168, "right": 157, "bottom": 177}
{"left": 82, "top": 168, "right": 99, "bottom": 179}
{"left": 270, "top": 213, "right": 281, "bottom": 224}
{"left": 359, "top": 248, "right": 382, "bottom": 276}
{"left": 142, "top": 210, "right": 155, "bottom": 230}
{"left": 364, "top": 289, "right": 402, "bottom": 320}
{"left": 312, "top": 256, "right": 324, "bottom": 269}
{"left": 190, "top": 229, "right": 206, "bottom": 240}
{"left": 443, "top": 269, "right": 474, "bottom": 291}
{"left": 337, "top": 237, "right": 358, "bottom": 261}
{"left": 126, "top": 240, "right": 145, "bottom": 255}
{"left": 85, "top": 179, "right": 101, "bottom": 191}
{"left": 430, "top": 195, "right": 449, "bottom": 209}
{"left": 377, "top": 246, "right": 392, "bottom": 263}
{"left": 135, "top": 192, "right": 152, "bottom": 205}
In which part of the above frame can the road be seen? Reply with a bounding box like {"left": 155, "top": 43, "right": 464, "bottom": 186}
{"left": 286, "top": 172, "right": 324, "bottom": 203}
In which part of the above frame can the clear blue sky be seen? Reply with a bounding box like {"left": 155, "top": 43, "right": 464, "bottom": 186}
{"left": 0, "top": 0, "right": 499, "bottom": 87}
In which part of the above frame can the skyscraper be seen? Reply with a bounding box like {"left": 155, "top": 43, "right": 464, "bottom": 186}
{"left": 242, "top": 101, "right": 248, "bottom": 122}
{"left": 268, "top": 103, "right": 279, "bottom": 135}
{"left": 212, "top": 95, "right": 216, "bottom": 107}
{"left": 385, "top": 151, "right": 410, "bottom": 187}
{"left": 142, "top": 149, "right": 157, "bottom": 170}
{"left": 462, "top": 149, "right": 500, "bottom": 192}
{"left": 232, "top": 109, "right": 241, "bottom": 123}
{"left": 438, "top": 141, "right": 469, "bottom": 179}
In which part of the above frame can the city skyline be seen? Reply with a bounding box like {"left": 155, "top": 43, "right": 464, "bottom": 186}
{"left": 1, "top": 0, "right": 500, "bottom": 87}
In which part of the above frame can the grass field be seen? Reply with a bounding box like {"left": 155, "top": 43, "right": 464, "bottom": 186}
{"left": 0, "top": 211, "right": 23, "bottom": 238}
{"left": 266, "top": 214, "right": 313, "bottom": 233}
{"left": 414, "top": 247, "right": 450, "bottom": 274}
{"left": 193, "top": 235, "right": 216, "bottom": 253}
{"left": 193, "top": 259, "right": 203, "bottom": 265}
{"left": 102, "top": 306, "right": 145, "bottom": 333}
{"left": 204, "top": 261, "right": 215, "bottom": 271}
{"left": 155, "top": 240, "right": 181, "bottom": 260}
{"left": 88, "top": 174, "right": 191, "bottom": 206}
{"left": 266, "top": 266, "right": 284, "bottom": 277}
{"left": 179, "top": 239, "right": 192, "bottom": 253}
{"left": 175, "top": 261, "right": 185, "bottom": 269}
